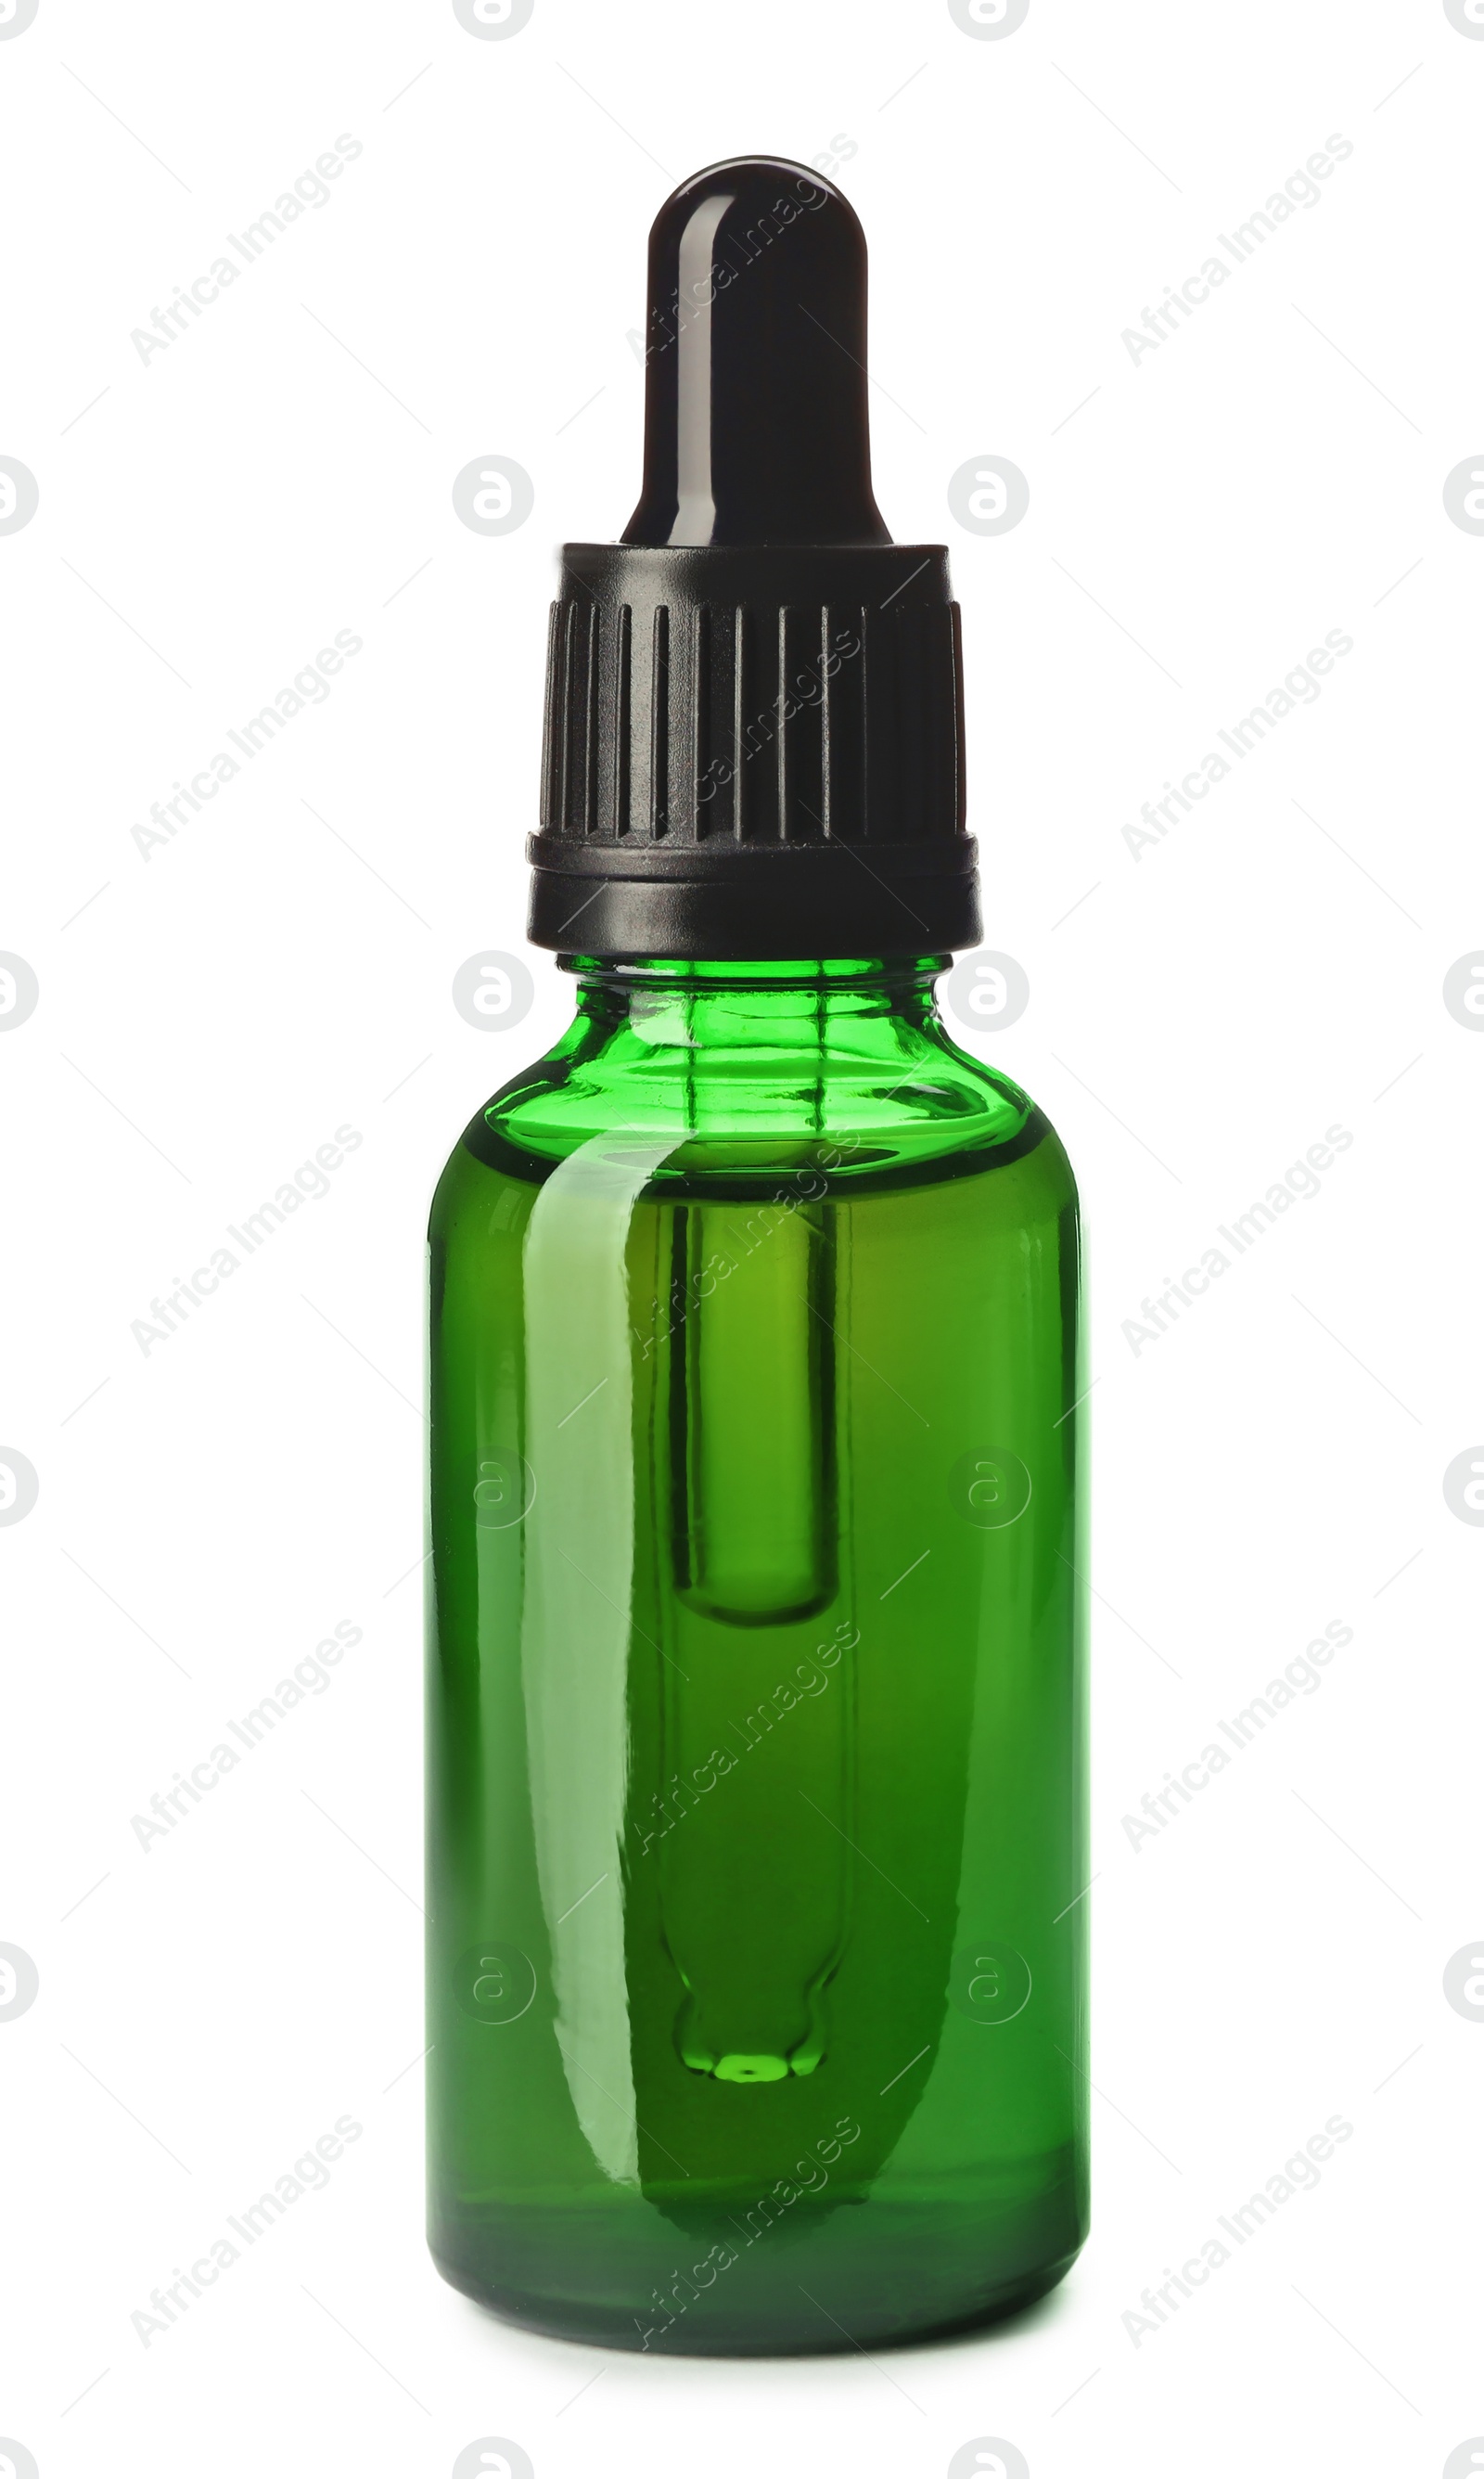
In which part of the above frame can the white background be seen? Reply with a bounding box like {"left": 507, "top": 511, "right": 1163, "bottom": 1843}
{"left": 3, "top": 1, "right": 1481, "bottom": 2473}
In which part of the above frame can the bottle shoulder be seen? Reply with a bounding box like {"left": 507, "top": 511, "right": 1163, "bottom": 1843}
{"left": 433, "top": 1023, "right": 1077, "bottom": 1218}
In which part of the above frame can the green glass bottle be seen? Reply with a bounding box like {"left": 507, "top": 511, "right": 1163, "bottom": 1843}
{"left": 427, "top": 159, "right": 1088, "bottom": 2354}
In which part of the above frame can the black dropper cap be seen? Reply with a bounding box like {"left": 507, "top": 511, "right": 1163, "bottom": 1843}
{"left": 527, "top": 157, "right": 979, "bottom": 960}
{"left": 623, "top": 159, "right": 889, "bottom": 550}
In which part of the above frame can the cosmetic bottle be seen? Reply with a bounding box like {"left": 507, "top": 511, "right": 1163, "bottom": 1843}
{"left": 427, "top": 155, "right": 1087, "bottom": 2352}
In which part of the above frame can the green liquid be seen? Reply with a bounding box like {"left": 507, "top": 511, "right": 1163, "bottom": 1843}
{"left": 427, "top": 960, "right": 1088, "bottom": 2352}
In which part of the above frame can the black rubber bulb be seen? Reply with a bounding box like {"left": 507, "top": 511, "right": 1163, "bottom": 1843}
{"left": 622, "top": 156, "right": 892, "bottom": 550}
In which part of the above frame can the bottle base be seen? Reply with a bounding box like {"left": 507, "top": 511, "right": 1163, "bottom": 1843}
{"left": 429, "top": 2185, "right": 1085, "bottom": 2357}
{"left": 433, "top": 2248, "right": 1080, "bottom": 2357}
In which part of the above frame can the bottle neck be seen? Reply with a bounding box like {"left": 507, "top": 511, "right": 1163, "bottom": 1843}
{"left": 563, "top": 955, "right": 950, "bottom": 1062}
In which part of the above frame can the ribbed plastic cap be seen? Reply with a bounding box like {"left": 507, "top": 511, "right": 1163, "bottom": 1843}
{"left": 527, "top": 157, "right": 979, "bottom": 959}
